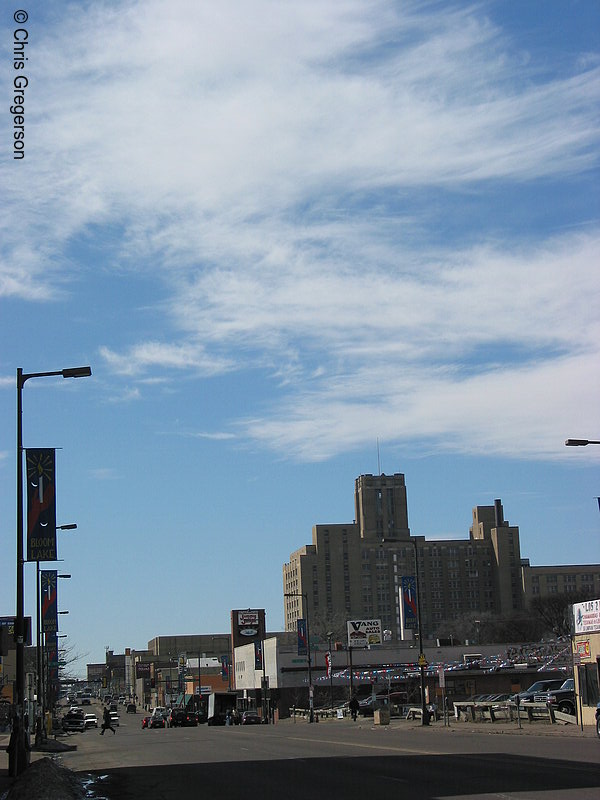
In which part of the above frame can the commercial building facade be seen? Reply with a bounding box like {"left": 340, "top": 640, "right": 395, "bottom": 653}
{"left": 283, "top": 473, "right": 600, "bottom": 643}
{"left": 572, "top": 597, "right": 600, "bottom": 728}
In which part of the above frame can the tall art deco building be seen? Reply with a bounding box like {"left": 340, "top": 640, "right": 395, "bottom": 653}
{"left": 283, "top": 473, "right": 600, "bottom": 642}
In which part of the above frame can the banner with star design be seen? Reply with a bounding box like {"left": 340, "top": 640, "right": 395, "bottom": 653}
{"left": 26, "top": 448, "right": 57, "bottom": 562}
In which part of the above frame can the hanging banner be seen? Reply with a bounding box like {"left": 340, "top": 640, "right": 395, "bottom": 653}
{"left": 297, "top": 618, "right": 307, "bottom": 656}
{"left": 26, "top": 448, "right": 57, "bottom": 562}
{"left": 41, "top": 570, "right": 58, "bottom": 633}
{"left": 325, "top": 651, "right": 331, "bottom": 679}
{"left": 401, "top": 576, "right": 418, "bottom": 630}
{"left": 220, "top": 655, "right": 229, "bottom": 678}
{"left": 46, "top": 632, "right": 59, "bottom": 684}
{"left": 254, "top": 640, "right": 263, "bottom": 670}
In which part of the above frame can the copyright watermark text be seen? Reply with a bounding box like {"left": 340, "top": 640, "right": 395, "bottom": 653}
{"left": 11, "top": 10, "right": 29, "bottom": 160}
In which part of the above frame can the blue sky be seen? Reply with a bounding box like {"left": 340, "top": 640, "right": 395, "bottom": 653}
{"left": 1, "top": 1, "right": 599, "bottom": 678}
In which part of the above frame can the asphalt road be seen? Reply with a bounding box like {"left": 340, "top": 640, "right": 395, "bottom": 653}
{"left": 2, "top": 704, "right": 599, "bottom": 799}
{"left": 42, "top": 705, "right": 600, "bottom": 800}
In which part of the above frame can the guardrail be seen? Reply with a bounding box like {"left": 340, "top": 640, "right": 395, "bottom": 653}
{"left": 453, "top": 700, "right": 576, "bottom": 725}
{"left": 289, "top": 707, "right": 348, "bottom": 721}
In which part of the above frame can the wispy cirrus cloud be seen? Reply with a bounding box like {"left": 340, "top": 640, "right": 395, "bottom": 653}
{"left": 2, "top": 1, "right": 599, "bottom": 462}
{"left": 3, "top": 1, "right": 598, "bottom": 293}
{"left": 189, "top": 431, "right": 236, "bottom": 441}
{"left": 98, "top": 343, "right": 232, "bottom": 378}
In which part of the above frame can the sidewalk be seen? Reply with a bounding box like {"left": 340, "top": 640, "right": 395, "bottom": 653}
{"left": 285, "top": 713, "right": 598, "bottom": 738}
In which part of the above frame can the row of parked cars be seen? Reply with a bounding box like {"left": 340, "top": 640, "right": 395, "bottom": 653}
{"left": 141, "top": 707, "right": 262, "bottom": 729}
{"left": 141, "top": 707, "right": 199, "bottom": 729}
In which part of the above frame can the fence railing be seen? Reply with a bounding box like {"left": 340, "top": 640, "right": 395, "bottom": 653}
{"left": 452, "top": 700, "right": 576, "bottom": 724}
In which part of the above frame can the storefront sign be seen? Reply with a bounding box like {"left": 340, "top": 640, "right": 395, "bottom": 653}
{"left": 574, "top": 640, "right": 591, "bottom": 658}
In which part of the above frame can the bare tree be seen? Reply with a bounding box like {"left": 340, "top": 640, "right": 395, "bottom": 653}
{"left": 530, "top": 590, "right": 594, "bottom": 638}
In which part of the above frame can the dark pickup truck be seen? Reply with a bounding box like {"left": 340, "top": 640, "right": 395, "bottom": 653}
{"left": 534, "top": 678, "right": 576, "bottom": 716}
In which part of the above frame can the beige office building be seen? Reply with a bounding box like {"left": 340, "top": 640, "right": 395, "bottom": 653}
{"left": 283, "top": 473, "right": 600, "bottom": 642}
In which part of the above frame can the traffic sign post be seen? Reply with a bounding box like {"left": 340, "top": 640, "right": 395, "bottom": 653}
{"left": 438, "top": 665, "right": 447, "bottom": 726}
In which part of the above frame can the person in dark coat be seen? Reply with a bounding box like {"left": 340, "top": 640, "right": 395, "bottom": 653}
{"left": 100, "top": 706, "right": 116, "bottom": 735}
{"left": 349, "top": 696, "right": 359, "bottom": 721}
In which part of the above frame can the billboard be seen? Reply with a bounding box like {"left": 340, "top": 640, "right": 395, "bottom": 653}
{"left": 230, "top": 609, "right": 266, "bottom": 650}
{"left": 346, "top": 619, "right": 382, "bottom": 648}
{"left": 573, "top": 598, "right": 600, "bottom": 634}
{"left": 135, "top": 662, "right": 151, "bottom": 678}
{"left": 0, "top": 616, "right": 32, "bottom": 647}
{"left": 26, "top": 448, "right": 57, "bottom": 562}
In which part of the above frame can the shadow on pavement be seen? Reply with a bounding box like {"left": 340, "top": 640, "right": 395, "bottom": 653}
{"left": 83, "top": 751, "right": 600, "bottom": 800}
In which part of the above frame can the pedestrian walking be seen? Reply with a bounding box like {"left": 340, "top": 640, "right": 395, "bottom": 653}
{"left": 100, "top": 706, "right": 116, "bottom": 735}
{"left": 349, "top": 696, "right": 359, "bottom": 721}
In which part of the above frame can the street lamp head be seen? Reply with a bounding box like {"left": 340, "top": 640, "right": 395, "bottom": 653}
{"left": 565, "top": 438, "right": 600, "bottom": 446}
{"left": 57, "top": 574, "right": 71, "bottom": 579}
{"left": 57, "top": 524, "right": 77, "bottom": 530}
{"left": 62, "top": 366, "right": 92, "bottom": 379}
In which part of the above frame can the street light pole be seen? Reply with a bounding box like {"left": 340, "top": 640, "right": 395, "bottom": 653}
{"left": 35, "top": 524, "right": 76, "bottom": 745}
{"left": 411, "top": 538, "right": 429, "bottom": 726}
{"left": 14, "top": 366, "right": 91, "bottom": 776}
{"left": 285, "top": 592, "right": 314, "bottom": 723}
{"left": 327, "top": 631, "right": 334, "bottom": 717}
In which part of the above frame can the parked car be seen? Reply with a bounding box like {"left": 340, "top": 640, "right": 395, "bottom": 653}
{"left": 241, "top": 710, "right": 261, "bottom": 725}
{"left": 83, "top": 713, "right": 98, "bottom": 729}
{"left": 535, "top": 678, "right": 576, "bottom": 715}
{"left": 62, "top": 710, "right": 86, "bottom": 732}
{"left": 357, "top": 696, "right": 378, "bottom": 717}
{"left": 357, "top": 694, "right": 389, "bottom": 717}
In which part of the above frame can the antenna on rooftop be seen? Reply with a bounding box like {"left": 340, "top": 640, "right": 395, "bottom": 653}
{"left": 377, "top": 438, "right": 381, "bottom": 475}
